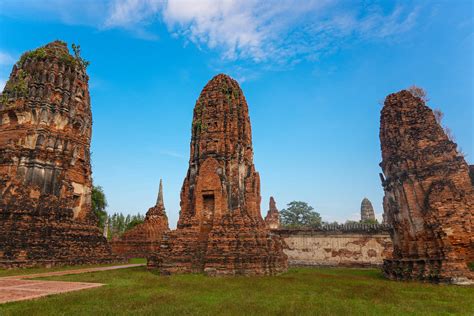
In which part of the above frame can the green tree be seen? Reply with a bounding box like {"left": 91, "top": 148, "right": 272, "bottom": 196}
{"left": 345, "top": 220, "right": 359, "bottom": 225}
{"left": 125, "top": 213, "right": 145, "bottom": 231}
{"left": 360, "top": 218, "right": 379, "bottom": 224}
{"left": 71, "top": 43, "right": 90, "bottom": 68}
{"left": 280, "top": 201, "right": 321, "bottom": 228}
{"left": 107, "top": 212, "right": 145, "bottom": 240}
{"left": 91, "top": 185, "right": 107, "bottom": 229}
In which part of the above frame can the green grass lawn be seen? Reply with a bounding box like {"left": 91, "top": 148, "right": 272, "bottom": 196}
{"left": 0, "top": 267, "right": 472, "bottom": 315}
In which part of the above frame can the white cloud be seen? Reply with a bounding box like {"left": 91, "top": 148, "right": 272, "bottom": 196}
{"left": 1, "top": 0, "right": 421, "bottom": 64}
{"left": 101, "top": 1, "right": 420, "bottom": 63}
{"left": 105, "top": 0, "right": 162, "bottom": 28}
{"left": 161, "top": 1, "right": 420, "bottom": 64}
{"left": 163, "top": 1, "right": 265, "bottom": 61}
{"left": 162, "top": 0, "right": 335, "bottom": 62}
{"left": 0, "top": 78, "right": 6, "bottom": 91}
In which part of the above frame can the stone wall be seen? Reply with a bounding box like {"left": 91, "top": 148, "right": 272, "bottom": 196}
{"left": 276, "top": 224, "right": 392, "bottom": 267}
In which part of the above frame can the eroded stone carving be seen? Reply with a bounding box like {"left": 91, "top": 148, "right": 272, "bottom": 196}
{"left": 148, "top": 74, "right": 288, "bottom": 275}
{"left": 0, "top": 41, "right": 119, "bottom": 268}
{"left": 379, "top": 90, "right": 473, "bottom": 284}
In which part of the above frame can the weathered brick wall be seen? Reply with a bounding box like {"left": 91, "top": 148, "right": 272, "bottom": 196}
{"left": 380, "top": 90, "right": 473, "bottom": 284}
{"left": 0, "top": 41, "right": 120, "bottom": 268}
{"left": 276, "top": 224, "right": 392, "bottom": 267}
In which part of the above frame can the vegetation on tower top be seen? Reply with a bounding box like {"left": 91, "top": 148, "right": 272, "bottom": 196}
{"left": 16, "top": 41, "right": 90, "bottom": 70}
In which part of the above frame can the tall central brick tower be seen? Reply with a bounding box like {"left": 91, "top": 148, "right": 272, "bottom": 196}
{"left": 148, "top": 74, "right": 287, "bottom": 275}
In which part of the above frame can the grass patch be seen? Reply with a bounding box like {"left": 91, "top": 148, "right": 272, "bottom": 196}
{"left": 0, "top": 267, "right": 472, "bottom": 315}
{"left": 129, "top": 258, "right": 146, "bottom": 264}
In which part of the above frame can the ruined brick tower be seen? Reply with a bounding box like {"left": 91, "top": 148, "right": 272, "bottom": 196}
{"left": 148, "top": 74, "right": 287, "bottom": 275}
{"left": 0, "top": 41, "right": 118, "bottom": 267}
{"left": 111, "top": 179, "right": 170, "bottom": 258}
{"left": 360, "top": 198, "right": 375, "bottom": 222}
{"left": 265, "top": 196, "right": 281, "bottom": 229}
{"left": 380, "top": 90, "right": 473, "bottom": 284}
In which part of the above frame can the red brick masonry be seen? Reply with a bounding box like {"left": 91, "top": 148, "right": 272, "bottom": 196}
{"left": 379, "top": 90, "right": 473, "bottom": 284}
{"left": 0, "top": 41, "right": 119, "bottom": 267}
{"left": 148, "top": 74, "right": 287, "bottom": 276}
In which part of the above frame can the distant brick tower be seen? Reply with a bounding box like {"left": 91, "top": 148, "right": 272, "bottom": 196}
{"left": 265, "top": 197, "right": 281, "bottom": 229}
{"left": 0, "top": 41, "right": 118, "bottom": 267}
{"left": 111, "top": 179, "right": 170, "bottom": 258}
{"left": 380, "top": 90, "right": 473, "bottom": 284}
{"left": 360, "top": 198, "right": 375, "bottom": 222}
{"left": 148, "top": 74, "right": 287, "bottom": 275}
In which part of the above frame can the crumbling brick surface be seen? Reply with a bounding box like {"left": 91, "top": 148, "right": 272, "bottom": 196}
{"left": 360, "top": 198, "right": 375, "bottom": 222}
{"left": 379, "top": 90, "right": 473, "bottom": 284}
{"left": 0, "top": 41, "right": 119, "bottom": 268}
{"left": 148, "top": 74, "right": 288, "bottom": 275}
{"left": 111, "top": 180, "right": 169, "bottom": 258}
{"left": 264, "top": 197, "right": 280, "bottom": 229}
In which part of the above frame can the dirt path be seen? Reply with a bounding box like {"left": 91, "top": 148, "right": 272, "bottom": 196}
{"left": 0, "top": 263, "right": 145, "bottom": 304}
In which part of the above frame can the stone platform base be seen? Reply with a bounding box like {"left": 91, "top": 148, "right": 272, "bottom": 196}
{"left": 383, "top": 259, "right": 474, "bottom": 285}
{"left": 148, "top": 224, "right": 288, "bottom": 276}
{"left": 0, "top": 196, "right": 125, "bottom": 269}
{"left": 110, "top": 241, "right": 160, "bottom": 259}
{"left": 0, "top": 257, "right": 125, "bottom": 269}
{"left": 148, "top": 254, "right": 288, "bottom": 277}
{"left": 288, "top": 261, "right": 382, "bottom": 268}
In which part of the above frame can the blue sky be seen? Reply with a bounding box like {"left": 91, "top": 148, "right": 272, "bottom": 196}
{"left": 0, "top": 0, "right": 472, "bottom": 226}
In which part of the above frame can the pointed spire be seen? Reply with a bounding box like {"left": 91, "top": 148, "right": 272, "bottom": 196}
{"left": 156, "top": 179, "right": 164, "bottom": 207}
{"left": 265, "top": 196, "right": 280, "bottom": 229}
{"left": 269, "top": 196, "right": 277, "bottom": 212}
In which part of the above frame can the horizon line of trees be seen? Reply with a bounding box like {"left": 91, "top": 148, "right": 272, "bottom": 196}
{"left": 106, "top": 212, "right": 145, "bottom": 240}
{"left": 91, "top": 185, "right": 145, "bottom": 240}
{"left": 279, "top": 201, "right": 379, "bottom": 229}
{"left": 92, "top": 186, "right": 378, "bottom": 233}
